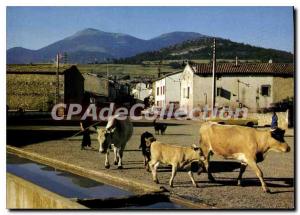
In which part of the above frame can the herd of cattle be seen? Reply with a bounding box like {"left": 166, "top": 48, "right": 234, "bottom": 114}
{"left": 96, "top": 115, "right": 290, "bottom": 193}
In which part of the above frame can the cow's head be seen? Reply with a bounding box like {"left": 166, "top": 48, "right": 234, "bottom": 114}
{"left": 191, "top": 144, "right": 206, "bottom": 161}
{"left": 98, "top": 116, "right": 120, "bottom": 153}
{"left": 269, "top": 128, "right": 290, "bottom": 153}
{"left": 145, "top": 136, "right": 156, "bottom": 147}
{"left": 97, "top": 127, "right": 115, "bottom": 154}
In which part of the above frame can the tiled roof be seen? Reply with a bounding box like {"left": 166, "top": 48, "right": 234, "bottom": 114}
{"left": 153, "top": 70, "right": 183, "bottom": 81}
{"left": 191, "top": 63, "right": 294, "bottom": 76}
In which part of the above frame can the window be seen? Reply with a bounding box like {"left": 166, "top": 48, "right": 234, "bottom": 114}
{"left": 217, "top": 87, "right": 231, "bottom": 100}
{"left": 261, "top": 85, "right": 271, "bottom": 96}
{"left": 187, "top": 87, "right": 190, "bottom": 98}
{"left": 163, "top": 86, "right": 165, "bottom": 95}
{"left": 157, "top": 101, "right": 159, "bottom": 106}
{"left": 157, "top": 87, "right": 159, "bottom": 96}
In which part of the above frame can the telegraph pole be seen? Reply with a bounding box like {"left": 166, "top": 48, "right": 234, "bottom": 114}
{"left": 211, "top": 38, "right": 216, "bottom": 110}
{"left": 56, "top": 53, "right": 60, "bottom": 104}
{"left": 106, "top": 61, "right": 109, "bottom": 78}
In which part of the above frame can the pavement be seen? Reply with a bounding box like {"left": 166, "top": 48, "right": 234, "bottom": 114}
{"left": 7, "top": 120, "right": 295, "bottom": 209}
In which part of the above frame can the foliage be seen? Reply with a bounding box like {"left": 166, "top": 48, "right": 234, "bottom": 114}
{"left": 114, "top": 37, "right": 293, "bottom": 64}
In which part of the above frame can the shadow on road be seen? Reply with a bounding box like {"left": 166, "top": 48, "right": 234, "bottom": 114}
{"left": 208, "top": 161, "right": 241, "bottom": 173}
{"left": 195, "top": 177, "right": 294, "bottom": 189}
{"left": 7, "top": 129, "right": 78, "bottom": 146}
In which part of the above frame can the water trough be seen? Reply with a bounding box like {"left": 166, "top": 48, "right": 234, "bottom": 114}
{"left": 7, "top": 153, "right": 185, "bottom": 209}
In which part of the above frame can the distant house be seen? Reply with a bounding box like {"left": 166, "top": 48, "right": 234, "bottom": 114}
{"left": 153, "top": 71, "right": 182, "bottom": 108}
{"left": 180, "top": 62, "right": 294, "bottom": 112}
{"left": 64, "top": 66, "right": 84, "bottom": 104}
{"left": 83, "top": 73, "right": 112, "bottom": 104}
{"left": 83, "top": 73, "right": 132, "bottom": 106}
{"left": 131, "top": 82, "right": 152, "bottom": 102}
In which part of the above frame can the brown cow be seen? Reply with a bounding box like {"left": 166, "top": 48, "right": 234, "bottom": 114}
{"left": 148, "top": 138, "right": 205, "bottom": 187}
{"left": 198, "top": 122, "right": 290, "bottom": 193}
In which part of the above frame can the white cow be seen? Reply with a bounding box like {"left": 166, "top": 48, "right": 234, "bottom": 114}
{"left": 97, "top": 114, "right": 133, "bottom": 169}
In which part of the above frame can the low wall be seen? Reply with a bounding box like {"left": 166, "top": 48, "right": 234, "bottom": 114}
{"left": 248, "top": 111, "right": 288, "bottom": 129}
{"left": 6, "top": 173, "right": 86, "bottom": 209}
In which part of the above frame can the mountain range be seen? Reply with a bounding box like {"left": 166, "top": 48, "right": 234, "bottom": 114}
{"left": 7, "top": 28, "right": 293, "bottom": 64}
{"left": 7, "top": 28, "right": 206, "bottom": 64}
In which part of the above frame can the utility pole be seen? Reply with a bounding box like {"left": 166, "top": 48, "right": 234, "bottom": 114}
{"left": 56, "top": 53, "right": 60, "bottom": 104}
{"left": 106, "top": 61, "right": 109, "bottom": 79}
{"left": 211, "top": 38, "right": 216, "bottom": 110}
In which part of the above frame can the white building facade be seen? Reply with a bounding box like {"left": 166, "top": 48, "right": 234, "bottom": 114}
{"left": 131, "top": 82, "right": 152, "bottom": 101}
{"left": 154, "top": 71, "right": 182, "bottom": 108}
{"left": 180, "top": 63, "right": 294, "bottom": 113}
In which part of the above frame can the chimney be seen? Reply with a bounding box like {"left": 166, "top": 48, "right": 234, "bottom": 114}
{"left": 235, "top": 56, "right": 238, "bottom": 67}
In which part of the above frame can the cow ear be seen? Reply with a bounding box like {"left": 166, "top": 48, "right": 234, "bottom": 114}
{"left": 145, "top": 141, "right": 151, "bottom": 147}
{"left": 191, "top": 144, "right": 199, "bottom": 151}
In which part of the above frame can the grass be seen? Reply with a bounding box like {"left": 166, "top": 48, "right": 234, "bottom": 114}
{"left": 7, "top": 63, "right": 179, "bottom": 78}
{"left": 7, "top": 59, "right": 260, "bottom": 78}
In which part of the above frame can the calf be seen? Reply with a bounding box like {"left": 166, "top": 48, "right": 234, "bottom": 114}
{"left": 153, "top": 119, "right": 167, "bottom": 135}
{"left": 198, "top": 122, "right": 290, "bottom": 193}
{"left": 139, "top": 131, "right": 155, "bottom": 170}
{"left": 148, "top": 138, "right": 205, "bottom": 187}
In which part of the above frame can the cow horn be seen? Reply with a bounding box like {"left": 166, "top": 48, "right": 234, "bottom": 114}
{"left": 106, "top": 115, "right": 117, "bottom": 130}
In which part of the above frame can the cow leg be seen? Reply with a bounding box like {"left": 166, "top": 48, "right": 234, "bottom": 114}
{"left": 113, "top": 146, "right": 119, "bottom": 165}
{"left": 248, "top": 161, "right": 269, "bottom": 193}
{"left": 149, "top": 160, "right": 160, "bottom": 184}
{"left": 105, "top": 151, "right": 110, "bottom": 169}
{"left": 117, "top": 148, "right": 123, "bottom": 169}
{"left": 144, "top": 156, "right": 150, "bottom": 172}
{"left": 169, "top": 165, "right": 177, "bottom": 187}
{"left": 203, "top": 152, "right": 215, "bottom": 182}
{"left": 203, "top": 160, "right": 215, "bottom": 182}
{"left": 188, "top": 171, "right": 198, "bottom": 188}
{"left": 237, "top": 162, "right": 247, "bottom": 186}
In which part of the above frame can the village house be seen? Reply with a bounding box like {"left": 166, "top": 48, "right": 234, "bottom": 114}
{"left": 153, "top": 71, "right": 182, "bottom": 108}
{"left": 180, "top": 62, "right": 294, "bottom": 113}
{"left": 131, "top": 82, "right": 152, "bottom": 102}
{"left": 83, "top": 72, "right": 117, "bottom": 104}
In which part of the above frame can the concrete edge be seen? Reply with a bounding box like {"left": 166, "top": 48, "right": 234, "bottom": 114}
{"left": 7, "top": 145, "right": 214, "bottom": 209}
{"left": 170, "top": 195, "right": 215, "bottom": 209}
{"left": 7, "top": 146, "right": 162, "bottom": 194}
{"left": 7, "top": 173, "right": 87, "bottom": 209}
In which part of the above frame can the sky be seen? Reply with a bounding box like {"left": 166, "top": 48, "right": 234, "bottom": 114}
{"left": 6, "top": 6, "right": 294, "bottom": 52}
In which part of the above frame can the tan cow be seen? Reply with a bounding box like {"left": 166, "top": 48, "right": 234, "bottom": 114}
{"left": 198, "top": 122, "right": 290, "bottom": 193}
{"left": 147, "top": 137, "right": 205, "bottom": 188}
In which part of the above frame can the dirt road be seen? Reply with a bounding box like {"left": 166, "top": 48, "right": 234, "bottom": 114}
{"left": 7, "top": 120, "right": 294, "bottom": 209}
